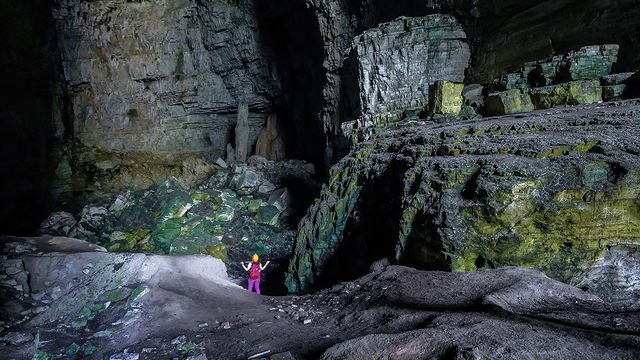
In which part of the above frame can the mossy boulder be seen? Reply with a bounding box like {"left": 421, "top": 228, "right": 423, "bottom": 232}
{"left": 71, "top": 176, "right": 295, "bottom": 267}
{"left": 431, "top": 81, "right": 464, "bottom": 115}
{"left": 529, "top": 80, "right": 602, "bottom": 109}
{"left": 255, "top": 205, "right": 281, "bottom": 226}
{"left": 562, "top": 45, "right": 618, "bottom": 81}
{"left": 286, "top": 99, "right": 640, "bottom": 307}
{"left": 485, "top": 90, "right": 535, "bottom": 115}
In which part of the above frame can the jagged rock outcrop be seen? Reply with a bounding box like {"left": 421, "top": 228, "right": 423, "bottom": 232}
{"left": 50, "top": 0, "right": 278, "bottom": 194}
{"left": 342, "top": 15, "right": 469, "bottom": 124}
{"left": 286, "top": 99, "right": 640, "bottom": 307}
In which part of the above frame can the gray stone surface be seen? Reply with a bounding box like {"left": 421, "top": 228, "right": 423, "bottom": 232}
{"left": 38, "top": 212, "right": 77, "bottom": 236}
{"left": 49, "top": 0, "right": 278, "bottom": 194}
{"left": 2, "top": 235, "right": 639, "bottom": 359}
{"left": 236, "top": 103, "right": 250, "bottom": 162}
{"left": 345, "top": 15, "right": 469, "bottom": 124}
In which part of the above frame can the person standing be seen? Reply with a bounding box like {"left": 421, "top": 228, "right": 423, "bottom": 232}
{"left": 241, "top": 254, "right": 270, "bottom": 295}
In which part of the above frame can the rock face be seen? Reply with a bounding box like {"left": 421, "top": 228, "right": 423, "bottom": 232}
{"left": 470, "top": 0, "right": 640, "bottom": 83}
{"left": 301, "top": 0, "right": 640, "bottom": 135}
{"left": 343, "top": 15, "right": 470, "bottom": 124}
{"left": 49, "top": 0, "right": 277, "bottom": 195}
{"left": 286, "top": 99, "right": 640, "bottom": 306}
{"left": 3, "top": 238, "right": 639, "bottom": 359}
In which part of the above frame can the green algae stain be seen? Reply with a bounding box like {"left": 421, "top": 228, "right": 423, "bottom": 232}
{"left": 204, "top": 244, "right": 230, "bottom": 262}
{"left": 128, "top": 285, "right": 147, "bottom": 303}
{"left": 458, "top": 169, "right": 640, "bottom": 281}
{"left": 103, "top": 288, "right": 131, "bottom": 302}
{"left": 535, "top": 140, "right": 599, "bottom": 158}
{"left": 77, "top": 307, "right": 91, "bottom": 318}
{"left": 66, "top": 343, "right": 80, "bottom": 356}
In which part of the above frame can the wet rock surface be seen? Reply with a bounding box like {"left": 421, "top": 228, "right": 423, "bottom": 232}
{"left": 287, "top": 99, "right": 640, "bottom": 304}
{"left": 1, "top": 237, "right": 638, "bottom": 359}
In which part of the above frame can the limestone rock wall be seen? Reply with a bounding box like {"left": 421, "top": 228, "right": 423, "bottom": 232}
{"left": 50, "top": 0, "right": 277, "bottom": 195}
{"left": 343, "top": 15, "right": 470, "bottom": 124}
{"left": 53, "top": 0, "right": 275, "bottom": 156}
{"left": 471, "top": 0, "right": 640, "bottom": 83}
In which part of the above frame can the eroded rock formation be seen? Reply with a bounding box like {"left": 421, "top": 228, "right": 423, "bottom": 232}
{"left": 286, "top": 99, "right": 640, "bottom": 306}
{"left": 50, "top": 0, "right": 277, "bottom": 194}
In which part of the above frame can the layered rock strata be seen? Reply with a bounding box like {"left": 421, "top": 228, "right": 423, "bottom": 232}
{"left": 342, "top": 15, "right": 469, "bottom": 124}
{"left": 50, "top": 0, "right": 278, "bottom": 195}
{"left": 286, "top": 99, "right": 640, "bottom": 308}
{"left": 302, "top": 0, "right": 640, "bottom": 134}
{"left": 484, "top": 45, "right": 635, "bottom": 115}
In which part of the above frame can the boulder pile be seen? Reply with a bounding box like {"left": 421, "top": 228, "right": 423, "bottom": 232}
{"left": 39, "top": 157, "right": 318, "bottom": 281}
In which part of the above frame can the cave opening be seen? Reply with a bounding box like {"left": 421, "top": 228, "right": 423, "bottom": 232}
{"left": 0, "top": 0, "right": 63, "bottom": 235}
{"left": 255, "top": 0, "right": 328, "bottom": 177}
{"left": 312, "top": 159, "right": 408, "bottom": 290}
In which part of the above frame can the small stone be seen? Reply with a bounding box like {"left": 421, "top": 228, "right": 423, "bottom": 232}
{"left": 5, "top": 266, "right": 22, "bottom": 276}
{"left": 33, "top": 306, "right": 48, "bottom": 314}
{"left": 215, "top": 158, "right": 228, "bottom": 169}
{"left": 198, "top": 322, "right": 209, "bottom": 328}
{"left": 109, "top": 352, "right": 139, "bottom": 360}
{"left": 247, "top": 199, "right": 263, "bottom": 212}
{"left": 38, "top": 211, "right": 77, "bottom": 236}
{"left": 248, "top": 154, "right": 268, "bottom": 168}
{"left": 258, "top": 181, "right": 276, "bottom": 193}
{"left": 1, "top": 332, "right": 33, "bottom": 345}
{"left": 231, "top": 169, "right": 260, "bottom": 190}
{"left": 1, "top": 279, "right": 17, "bottom": 286}
{"left": 214, "top": 205, "right": 234, "bottom": 222}
{"left": 268, "top": 188, "right": 291, "bottom": 211}
{"left": 303, "top": 319, "right": 312, "bottom": 325}
{"left": 270, "top": 351, "right": 296, "bottom": 360}
{"left": 171, "top": 335, "right": 187, "bottom": 345}
{"left": 255, "top": 205, "right": 280, "bottom": 226}
{"left": 222, "top": 321, "right": 231, "bottom": 329}
{"left": 185, "top": 354, "right": 208, "bottom": 360}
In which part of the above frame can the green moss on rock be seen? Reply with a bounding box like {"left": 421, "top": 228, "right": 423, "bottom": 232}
{"left": 485, "top": 90, "right": 535, "bottom": 115}
{"left": 431, "top": 81, "right": 464, "bottom": 115}
{"left": 529, "top": 80, "right": 602, "bottom": 109}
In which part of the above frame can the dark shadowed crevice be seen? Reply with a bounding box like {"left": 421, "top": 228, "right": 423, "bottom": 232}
{"left": 398, "top": 209, "right": 450, "bottom": 271}
{"left": 0, "top": 1, "right": 64, "bottom": 235}
{"left": 312, "top": 158, "right": 409, "bottom": 290}
{"left": 255, "top": 0, "right": 328, "bottom": 177}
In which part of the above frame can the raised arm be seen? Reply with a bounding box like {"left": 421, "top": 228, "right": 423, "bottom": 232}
{"left": 260, "top": 261, "right": 270, "bottom": 271}
{"left": 240, "top": 261, "right": 250, "bottom": 271}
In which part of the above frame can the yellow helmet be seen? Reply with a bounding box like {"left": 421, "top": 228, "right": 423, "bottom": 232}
{"left": 252, "top": 254, "right": 259, "bottom": 262}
